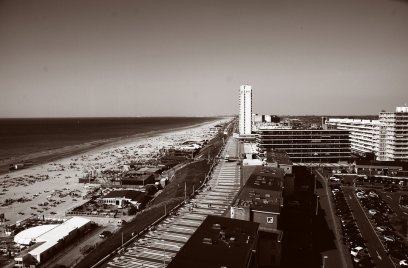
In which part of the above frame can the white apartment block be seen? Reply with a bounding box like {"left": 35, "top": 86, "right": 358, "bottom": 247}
{"left": 239, "top": 85, "right": 252, "bottom": 135}
{"left": 377, "top": 107, "right": 408, "bottom": 161}
{"left": 326, "top": 106, "right": 408, "bottom": 161}
{"left": 326, "top": 118, "right": 379, "bottom": 156}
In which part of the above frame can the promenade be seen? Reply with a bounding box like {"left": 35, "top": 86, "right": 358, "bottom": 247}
{"left": 102, "top": 137, "right": 241, "bottom": 268}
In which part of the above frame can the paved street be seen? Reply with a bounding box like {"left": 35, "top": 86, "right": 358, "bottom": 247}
{"left": 315, "top": 170, "right": 350, "bottom": 268}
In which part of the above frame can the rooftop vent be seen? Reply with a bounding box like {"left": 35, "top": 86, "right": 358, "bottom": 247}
{"left": 220, "top": 230, "right": 226, "bottom": 240}
{"left": 212, "top": 223, "right": 221, "bottom": 230}
{"left": 202, "top": 237, "right": 213, "bottom": 245}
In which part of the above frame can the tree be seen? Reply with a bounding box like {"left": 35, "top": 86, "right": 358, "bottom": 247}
{"left": 145, "top": 184, "right": 158, "bottom": 196}
{"left": 128, "top": 205, "right": 137, "bottom": 215}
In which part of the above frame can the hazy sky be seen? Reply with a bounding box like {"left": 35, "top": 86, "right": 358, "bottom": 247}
{"left": 1, "top": 0, "right": 407, "bottom": 117}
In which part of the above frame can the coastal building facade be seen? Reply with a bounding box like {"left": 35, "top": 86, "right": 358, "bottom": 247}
{"left": 324, "top": 118, "right": 379, "bottom": 157}
{"left": 239, "top": 85, "right": 252, "bottom": 135}
{"left": 326, "top": 106, "right": 408, "bottom": 161}
{"left": 256, "top": 128, "right": 351, "bottom": 163}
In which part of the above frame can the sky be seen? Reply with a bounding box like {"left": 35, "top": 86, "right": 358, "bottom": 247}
{"left": 0, "top": 0, "right": 407, "bottom": 117}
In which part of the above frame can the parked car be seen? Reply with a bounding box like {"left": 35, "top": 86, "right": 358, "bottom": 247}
{"left": 351, "top": 246, "right": 364, "bottom": 257}
{"left": 376, "top": 226, "right": 390, "bottom": 232}
{"left": 400, "top": 260, "right": 408, "bottom": 267}
{"left": 368, "top": 191, "right": 378, "bottom": 198}
{"left": 368, "top": 209, "right": 379, "bottom": 216}
{"left": 383, "top": 235, "right": 395, "bottom": 242}
{"left": 99, "top": 231, "right": 112, "bottom": 238}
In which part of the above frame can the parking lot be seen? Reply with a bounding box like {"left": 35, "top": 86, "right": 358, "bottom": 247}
{"left": 342, "top": 186, "right": 397, "bottom": 268}
{"left": 102, "top": 138, "right": 241, "bottom": 268}
{"left": 354, "top": 187, "right": 407, "bottom": 266}
{"left": 330, "top": 185, "right": 379, "bottom": 268}
{"left": 329, "top": 180, "right": 408, "bottom": 268}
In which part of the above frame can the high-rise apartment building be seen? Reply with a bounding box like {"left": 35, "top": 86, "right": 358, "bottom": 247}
{"left": 326, "top": 106, "right": 408, "bottom": 161}
{"left": 239, "top": 85, "right": 252, "bottom": 135}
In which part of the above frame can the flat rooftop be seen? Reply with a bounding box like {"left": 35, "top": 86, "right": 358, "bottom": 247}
{"left": 102, "top": 190, "right": 146, "bottom": 201}
{"left": 356, "top": 159, "right": 407, "bottom": 169}
{"left": 246, "top": 166, "right": 284, "bottom": 192}
{"left": 234, "top": 166, "right": 284, "bottom": 213}
{"left": 167, "top": 215, "right": 259, "bottom": 268}
{"left": 266, "top": 150, "right": 292, "bottom": 165}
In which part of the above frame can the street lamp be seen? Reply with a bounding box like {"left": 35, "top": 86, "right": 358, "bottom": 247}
{"left": 322, "top": 255, "right": 328, "bottom": 268}
{"left": 161, "top": 239, "right": 166, "bottom": 267}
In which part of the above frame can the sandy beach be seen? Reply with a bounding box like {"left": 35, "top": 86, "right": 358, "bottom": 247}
{"left": 0, "top": 118, "right": 229, "bottom": 227}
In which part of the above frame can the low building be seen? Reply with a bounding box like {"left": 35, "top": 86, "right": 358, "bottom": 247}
{"left": 160, "top": 148, "right": 194, "bottom": 167}
{"left": 100, "top": 190, "right": 148, "bottom": 209}
{"left": 265, "top": 150, "right": 293, "bottom": 175}
{"left": 354, "top": 159, "right": 404, "bottom": 176}
{"left": 167, "top": 215, "right": 259, "bottom": 268}
{"left": 242, "top": 142, "right": 263, "bottom": 166}
{"left": 231, "top": 166, "right": 284, "bottom": 231}
{"left": 133, "top": 166, "right": 163, "bottom": 175}
{"left": 230, "top": 166, "right": 284, "bottom": 267}
{"left": 118, "top": 173, "right": 155, "bottom": 187}
{"left": 14, "top": 217, "right": 91, "bottom": 267}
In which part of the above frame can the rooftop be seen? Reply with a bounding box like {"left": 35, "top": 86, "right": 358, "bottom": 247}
{"left": 246, "top": 166, "right": 284, "bottom": 191}
{"left": 235, "top": 166, "right": 284, "bottom": 213}
{"left": 14, "top": 224, "right": 57, "bottom": 245}
{"left": 355, "top": 159, "right": 407, "bottom": 169}
{"left": 102, "top": 190, "right": 146, "bottom": 201}
{"left": 28, "top": 217, "right": 90, "bottom": 257}
{"left": 167, "top": 215, "right": 259, "bottom": 268}
{"left": 266, "top": 150, "right": 293, "bottom": 166}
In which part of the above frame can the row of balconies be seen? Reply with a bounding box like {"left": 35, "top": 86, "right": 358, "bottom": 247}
{"left": 257, "top": 131, "right": 348, "bottom": 135}
{"left": 350, "top": 136, "right": 377, "bottom": 142}
{"left": 351, "top": 143, "right": 375, "bottom": 150}
{"left": 288, "top": 154, "right": 352, "bottom": 158}
{"left": 257, "top": 141, "right": 350, "bottom": 146}
{"left": 338, "top": 125, "right": 377, "bottom": 131}
{"left": 257, "top": 137, "right": 350, "bottom": 141}
{"left": 257, "top": 146, "right": 351, "bottom": 152}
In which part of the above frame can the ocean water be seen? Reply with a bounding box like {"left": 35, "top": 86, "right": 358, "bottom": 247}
{"left": 0, "top": 117, "right": 217, "bottom": 161}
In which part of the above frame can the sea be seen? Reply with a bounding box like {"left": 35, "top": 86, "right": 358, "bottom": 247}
{"left": 0, "top": 117, "right": 218, "bottom": 162}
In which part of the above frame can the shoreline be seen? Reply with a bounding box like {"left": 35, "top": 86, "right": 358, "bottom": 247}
{"left": 0, "top": 118, "right": 230, "bottom": 225}
{"left": 0, "top": 118, "right": 227, "bottom": 176}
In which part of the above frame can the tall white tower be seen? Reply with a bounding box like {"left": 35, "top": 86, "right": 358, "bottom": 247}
{"left": 239, "top": 85, "right": 252, "bottom": 135}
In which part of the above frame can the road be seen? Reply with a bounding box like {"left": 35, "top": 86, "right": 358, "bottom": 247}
{"left": 342, "top": 186, "right": 395, "bottom": 268}
{"left": 41, "top": 224, "right": 118, "bottom": 268}
{"left": 315, "top": 170, "right": 351, "bottom": 268}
